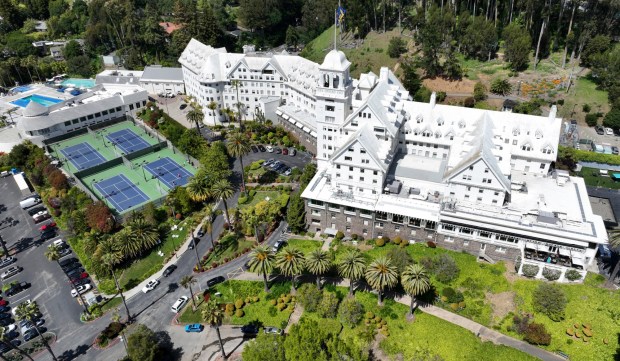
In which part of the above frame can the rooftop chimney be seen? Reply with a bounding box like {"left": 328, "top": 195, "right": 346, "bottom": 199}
{"left": 549, "top": 105, "right": 557, "bottom": 120}
{"left": 430, "top": 92, "right": 437, "bottom": 108}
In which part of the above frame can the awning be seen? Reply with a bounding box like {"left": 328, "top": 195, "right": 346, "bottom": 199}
{"left": 275, "top": 110, "right": 283, "bottom": 116}
{"left": 302, "top": 126, "right": 311, "bottom": 133}
{"left": 296, "top": 122, "right": 304, "bottom": 129}
{"left": 290, "top": 120, "right": 298, "bottom": 126}
{"left": 282, "top": 114, "right": 290, "bottom": 120}
{"left": 310, "top": 131, "right": 317, "bottom": 137}
{"left": 323, "top": 228, "right": 337, "bottom": 236}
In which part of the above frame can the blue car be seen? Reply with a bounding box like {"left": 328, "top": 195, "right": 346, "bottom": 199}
{"left": 185, "top": 324, "right": 204, "bottom": 333}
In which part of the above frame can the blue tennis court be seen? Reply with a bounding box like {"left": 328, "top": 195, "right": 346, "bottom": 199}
{"left": 93, "top": 174, "right": 149, "bottom": 212}
{"left": 105, "top": 129, "right": 150, "bottom": 154}
{"left": 145, "top": 157, "right": 193, "bottom": 189}
{"left": 60, "top": 142, "right": 107, "bottom": 170}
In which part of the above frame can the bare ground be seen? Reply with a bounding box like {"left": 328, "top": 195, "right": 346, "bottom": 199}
{"left": 423, "top": 77, "right": 477, "bottom": 94}
{"left": 486, "top": 291, "right": 516, "bottom": 322}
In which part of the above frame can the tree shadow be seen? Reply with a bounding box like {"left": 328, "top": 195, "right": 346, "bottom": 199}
{"left": 11, "top": 237, "right": 34, "bottom": 254}
{"left": 615, "top": 332, "right": 620, "bottom": 361}
{"left": 133, "top": 289, "right": 173, "bottom": 319}
{"left": 57, "top": 344, "right": 90, "bottom": 361}
{"left": 155, "top": 330, "right": 183, "bottom": 361}
{"left": 258, "top": 171, "right": 278, "bottom": 184}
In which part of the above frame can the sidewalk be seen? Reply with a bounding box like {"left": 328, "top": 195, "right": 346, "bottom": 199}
{"left": 229, "top": 272, "right": 564, "bottom": 361}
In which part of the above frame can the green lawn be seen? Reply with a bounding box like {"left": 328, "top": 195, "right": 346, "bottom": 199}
{"left": 559, "top": 75, "right": 610, "bottom": 122}
{"left": 179, "top": 281, "right": 292, "bottom": 328}
{"left": 329, "top": 242, "right": 620, "bottom": 361}
{"left": 243, "top": 191, "right": 281, "bottom": 208}
{"left": 285, "top": 239, "right": 322, "bottom": 255}
{"left": 100, "top": 296, "right": 123, "bottom": 313}
{"left": 203, "top": 233, "right": 254, "bottom": 267}
{"left": 578, "top": 167, "right": 620, "bottom": 189}
{"left": 115, "top": 219, "right": 191, "bottom": 291}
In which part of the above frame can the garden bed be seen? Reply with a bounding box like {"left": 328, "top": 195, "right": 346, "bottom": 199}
{"left": 285, "top": 239, "right": 323, "bottom": 255}
{"left": 198, "top": 234, "right": 255, "bottom": 270}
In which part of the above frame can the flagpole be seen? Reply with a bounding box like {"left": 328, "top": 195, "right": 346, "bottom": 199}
{"left": 334, "top": 8, "right": 337, "bottom": 50}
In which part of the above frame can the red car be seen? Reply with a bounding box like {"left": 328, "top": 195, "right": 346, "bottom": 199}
{"left": 40, "top": 222, "right": 57, "bottom": 231}
{"left": 282, "top": 148, "right": 289, "bottom": 155}
{"left": 69, "top": 272, "right": 89, "bottom": 284}
{"left": 0, "top": 299, "right": 7, "bottom": 307}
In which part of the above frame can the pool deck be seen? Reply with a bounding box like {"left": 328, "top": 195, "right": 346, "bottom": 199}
{"left": 0, "top": 83, "right": 75, "bottom": 116}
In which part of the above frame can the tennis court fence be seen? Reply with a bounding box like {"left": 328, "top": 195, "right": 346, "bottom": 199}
{"left": 72, "top": 157, "right": 123, "bottom": 178}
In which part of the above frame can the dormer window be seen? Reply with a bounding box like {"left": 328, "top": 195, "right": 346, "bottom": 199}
{"left": 422, "top": 130, "right": 432, "bottom": 137}
{"left": 437, "top": 117, "right": 444, "bottom": 126}
{"left": 512, "top": 127, "right": 520, "bottom": 136}
{"left": 535, "top": 129, "right": 543, "bottom": 139}
{"left": 435, "top": 131, "right": 441, "bottom": 138}
{"left": 416, "top": 114, "right": 423, "bottom": 123}
{"left": 458, "top": 120, "right": 465, "bottom": 128}
{"left": 521, "top": 143, "right": 532, "bottom": 151}
{"left": 542, "top": 146, "right": 553, "bottom": 154}
{"left": 445, "top": 131, "right": 454, "bottom": 140}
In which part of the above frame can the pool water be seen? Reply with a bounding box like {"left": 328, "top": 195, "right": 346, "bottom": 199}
{"left": 10, "top": 94, "right": 63, "bottom": 108}
{"left": 61, "top": 78, "right": 95, "bottom": 88}
{"left": 12, "top": 85, "right": 32, "bottom": 93}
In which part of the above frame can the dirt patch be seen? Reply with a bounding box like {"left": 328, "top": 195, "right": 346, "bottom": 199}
{"left": 423, "top": 77, "right": 476, "bottom": 94}
{"left": 486, "top": 291, "right": 515, "bottom": 322}
{"left": 503, "top": 261, "right": 520, "bottom": 284}
{"left": 370, "top": 333, "right": 398, "bottom": 361}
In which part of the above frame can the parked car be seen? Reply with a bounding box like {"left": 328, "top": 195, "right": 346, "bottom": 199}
{"left": 39, "top": 222, "right": 57, "bottom": 232}
{"left": 206, "top": 276, "right": 225, "bottom": 288}
{"left": 269, "top": 161, "right": 281, "bottom": 169}
{"left": 606, "top": 127, "right": 614, "bottom": 135}
{"left": 163, "top": 264, "right": 177, "bottom": 277}
{"left": 171, "top": 296, "right": 189, "bottom": 313}
{"left": 57, "top": 248, "right": 72, "bottom": 258}
{"left": 179, "top": 103, "right": 187, "bottom": 110}
{"left": 66, "top": 268, "right": 86, "bottom": 279}
{"left": 70, "top": 284, "right": 92, "bottom": 297}
{"left": 63, "top": 262, "right": 83, "bottom": 273}
{"left": 184, "top": 324, "right": 204, "bottom": 333}
{"left": 0, "top": 306, "right": 10, "bottom": 313}
{"left": 68, "top": 273, "right": 89, "bottom": 284}
{"left": 0, "top": 258, "right": 16, "bottom": 269}
{"left": 283, "top": 168, "right": 293, "bottom": 176}
{"left": 251, "top": 145, "right": 259, "bottom": 153}
{"left": 59, "top": 257, "right": 77, "bottom": 267}
{"left": 595, "top": 125, "right": 605, "bottom": 135}
{"left": 275, "top": 147, "right": 282, "bottom": 154}
{"left": 289, "top": 148, "right": 296, "bottom": 156}
{"left": 282, "top": 148, "right": 289, "bottom": 155}
{"left": 33, "top": 213, "right": 51, "bottom": 224}
{"left": 1, "top": 266, "right": 22, "bottom": 280}
{"left": 39, "top": 229, "right": 57, "bottom": 242}
{"left": 613, "top": 146, "right": 619, "bottom": 155}
{"left": 0, "top": 299, "right": 8, "bottom": 307}
{"left": 266, "top": 145, "right": 274, "bottom": 153}
{"left": 2, "top": 324, "right": 16, "bottom": 334}
{"left": 275, "top": 164, "right": 287, "bottom": 173}
{"left": 188, "top": 237, "right": 200, "bottom": 250}
{"left": 0, "top": 313, "right": 11, "bottom": 320}
{"left": 0, "top": 319, "right": 13, "bottom": 327}
{"left": 262, "top": 159, "right": 275, "bottom": 167}
{"left": 257, "top": 145, "right": 266, "bottom": 152}
{"left": 272, "top": 239, "right": 286, "bottom": 253}
{"left": 241, "top": 324, "right": 259, "bottom": 335}
{"left": 142, "top": 279, "right": 160, "bottom": 293}
{"left": 23, "top": 327, "right": 46, "bottom": 342}
{"left": 71, "top": 278, "right": 91, "bottom": 287}
{"left": 263, "top": 326, "right": 283, "bottom": 335}
{"left": 27, "top": 207, "right": 45, "bottom": 216}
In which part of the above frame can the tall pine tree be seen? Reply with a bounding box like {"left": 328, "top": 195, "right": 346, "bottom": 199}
{"left": 287, "top": 193, "right": 306, "bottom": 233}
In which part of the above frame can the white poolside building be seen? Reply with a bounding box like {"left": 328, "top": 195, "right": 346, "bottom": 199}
{"left": 179, "top": 39, "right": 608, "bottom": 281}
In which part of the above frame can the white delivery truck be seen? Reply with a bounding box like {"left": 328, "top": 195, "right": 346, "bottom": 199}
{"left": 19, "top": 197, "right": 41, "bottom": 209}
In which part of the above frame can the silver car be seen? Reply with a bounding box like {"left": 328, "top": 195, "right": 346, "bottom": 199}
{"left": 1, "top": 266, "right": 22, "bottom": 280}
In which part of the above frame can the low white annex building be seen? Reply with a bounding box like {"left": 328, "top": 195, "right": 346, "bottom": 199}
{"left": 139, "top": 66, "right": 185, "bottom": 95}
{"left": 180, "top": 39, "right": 608, "bottom": 281}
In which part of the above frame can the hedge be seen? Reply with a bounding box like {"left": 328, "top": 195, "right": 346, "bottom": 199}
{"left": 522, "top": 264, "right": 539, "bottom": 278}
{"left": 571, "top": 147, "right": 620, "bottom": 165}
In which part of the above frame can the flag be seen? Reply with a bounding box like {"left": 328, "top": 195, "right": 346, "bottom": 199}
{"left": 337, "top": 6, "right": 346, "bottom": 26}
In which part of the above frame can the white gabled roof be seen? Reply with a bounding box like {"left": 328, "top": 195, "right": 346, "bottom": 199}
{"left": 330, "top": 125, "right": 390, "bottom": 172}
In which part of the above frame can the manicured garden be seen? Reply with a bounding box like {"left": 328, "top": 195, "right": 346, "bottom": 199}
{"left": 285, "top": 239, "right": 322, "bottom": 255}
{"left": 198, "top": 233, "right": 255, "bottom": 270}
{"left": 327, "top": 240, "right": 620, "bottom": 361}
{"left": 578, "top": 166, "right": 620, "bottom": 189}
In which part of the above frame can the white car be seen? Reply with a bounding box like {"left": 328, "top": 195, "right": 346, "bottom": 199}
{"left": 3, "top": 324, "right": 16, "bottom": 334}
{"left": 71, "top": 284, "right": 91, "bottom": 297}
{"left": 1, "top": 266, "right": 23, "bottom": 280}
{"left": 606, "top": 127, "right": 614, "bottom": 135}
{"left": 171, "top": 296, "right": 189, "bottom": 313}
{"left": 142, "top": 279, "right": 160, "bottom": 293}
{"left": 266, "top": 145, "right": 274, "bottom": 153}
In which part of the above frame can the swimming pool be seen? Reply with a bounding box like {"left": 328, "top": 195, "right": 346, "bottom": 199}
{"left": 11, "top": 85, "right": 32, "bottom": 93}
{"left": 10, "top": 94, "right": 63, "bottom": 108}
{"left": 61, "top": 78, "right": 95, "bottom": 88}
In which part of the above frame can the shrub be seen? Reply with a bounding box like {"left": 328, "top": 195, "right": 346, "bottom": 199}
{"left": 252, "top": 296, "right": 259, "bottom": 302}
{"left": 426, "top": 241, "right": 436, "bottom": 248}
{"left": 387, "top": 37, "right": 407, "bottom": 58}
{"left": 226, "top": 303, "right": 235, "bottom": 312}
{"left": 463, "top": 97, "right": 475, "bottom": 108}
{"left": 521, "top": 264, "right": 539, "bottom": 278}
{"left": 375, "top": 238, "right": 385, "bottom": 247}
{"left": 490, "top": 78, "right": 512, "bottom": 96}
{"left": 585, "top": 113, "right": 598, "bottom": 126}
{"left": 238, "top": 196, "right": 248, "bottom": 204}
{"left": 565, "top": 269, "right": 582, "bottom": 281}
{"left": 392, "top": 236, "right": 402, "bottom": 245}
{"left": 318, "top": 291, "right": 340, "bottom": 318}
{"left": 524, "top": 323, "right": 551, "bottom": 345}
{"left": 582, "top": 104, "right": 591, "bottom": 113}
{"left": 458, "top": 301, "right": 466, "bottom": 309}
{"left": 450, "top": 303, "right": 459, "bottom": 311}
{"left": 268, "top": 306, "right": 277, "bottom": 316}
{"left": 583, "top": 328, "right": 593, "bottom": 337}
{"left": 533, "top": 283, "right": 567, "bottom": 321}
{"left": 542, "top": 267, "right": 561, "bottom": 281}
{"left": 235, "top": 299, "right": 245, "bottom": 309}
{"left": 269, "top": 299, "right": 277, "bottom": 306}
{"left": 511, "top": 314, "right": 532, "bottom": 335}
{"left": 473, "top": 82, "right": 487, "bottom": 101}
{"left": 433, "top": 254, "right": 460, "bottom": 283}
{"left": 235, "top": 309, "right": 245, "bottom": 317}
{"left": 277, "top": 303, "right": 287, "bottom": 311}
{"left": 351, "top": 234, "right": 358, "bottom": 240}
{"left": 566, "top": 328, "right": 574, "bottom": 336}
{"left": 441, "top": 287, "right": 456, "bottom": 300}
{"left": 297, "top": 283, "right": 322, "bottom": 312}
{"left": 365, "top": 311, "right": 374, "bottom": 319}
{"left": 335, "top": 231, "right": 344, "bottom": 240}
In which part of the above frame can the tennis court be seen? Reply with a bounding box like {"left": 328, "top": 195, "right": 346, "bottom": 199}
{"left": 105, "top": 128, "right": 151, "bottom": 154}
{"left": 145, "top": 157, "right": 193, "bottom": 189}
{"left": 93, "top": 174, "right": 150, "bottom": 212}
{"left": 60, "top": 142, "right": 107, "bottom": 170}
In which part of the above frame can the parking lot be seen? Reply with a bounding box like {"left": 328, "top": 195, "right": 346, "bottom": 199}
{"left": 0, "top": 176, "right": 85, "bottom": 355}
{"left": 245, "top": 145, "right": 313, "bottom": 173}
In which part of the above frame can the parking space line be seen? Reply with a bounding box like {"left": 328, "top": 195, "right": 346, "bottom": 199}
{"left": 11, "top": 294, "right": 30, "bottom": 304}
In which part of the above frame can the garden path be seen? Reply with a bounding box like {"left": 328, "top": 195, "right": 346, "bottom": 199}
{"left": 284, "top": 304, "right": 304, "bottom": 333}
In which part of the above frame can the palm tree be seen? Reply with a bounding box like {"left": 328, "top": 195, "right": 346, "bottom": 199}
{"left": 113, "top": 227, "right": 141, "bottom": 260}
{"left": 15, "top": 302, "right": 57, "bottom": 361}
{"left": 338, "top": 250, "right": 367, "bottom": 296}
{"left": 100, "top": 240, "right": 131, "bottom": 322}
{"left": 210, "top": 179, "right": 234, "bottom": 225}
{"left": 305, "top": 249, "right": 331, "bottom": 289}
{"left": 187, "top": 171, "right": 211, "bottom": 202}
{"left": 605, "top": 230, "right": 620, "bottom": 287}
{"left": 222, "top": 107, "right": 234, "bottom": 123}
{"left": 226, "top": 131, "right": 251, "bottom": 196}
{"left": 231, "top": 79, "right": 243, "bottom": 129}
{"left": 203, "top": 203, "right": 216, "bottom": 251}
{"left": 247, "top": 245, "right": 275, "bottom": 292}
{"left": 401, "top": 264, "right": 431, "bottom": 316}
{"left": 207, "top": 101, "right": 218, "bottom": 125}
{"left": 180, "top": 275, "right": 198, "bottom": 310}
{"left": 365, "top": 256, "right": 398, "bottom": 306}
{"left": 45, "top": 245, "right": 90, "bottom": 315}
{"left": 186, "top": 108, "right": 204, "bottom": 134}
{"left": 0, "top": 326, "right": 33, "bottom": 361}
{"left": 127, "top": 217, "right": 159, "bottom": 253}
{"left": 202, "top": 300, "right": 225, "bottom": 358}
{"left": 275, "top": 247, "right": 305, "bottom": 292}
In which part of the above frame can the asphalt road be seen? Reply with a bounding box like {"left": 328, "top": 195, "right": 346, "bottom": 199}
{"left": 33, "top": 146, "right": 308, "bottom": 360}
{"left": 0, "top": 176, "right": 85, "bottom": 356}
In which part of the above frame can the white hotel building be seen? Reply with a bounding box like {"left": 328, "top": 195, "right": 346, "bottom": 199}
{"left": 180, "top": 39, "right": 608, "bottom": 281}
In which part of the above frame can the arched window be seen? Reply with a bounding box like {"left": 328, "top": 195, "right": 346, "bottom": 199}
{"left": 333, "top": 75, "right": 340, "bottom": 88}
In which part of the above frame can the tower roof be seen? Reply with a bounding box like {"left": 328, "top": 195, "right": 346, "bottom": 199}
{"left": 320, "top": 49, "right": 351, "bottom": 72}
